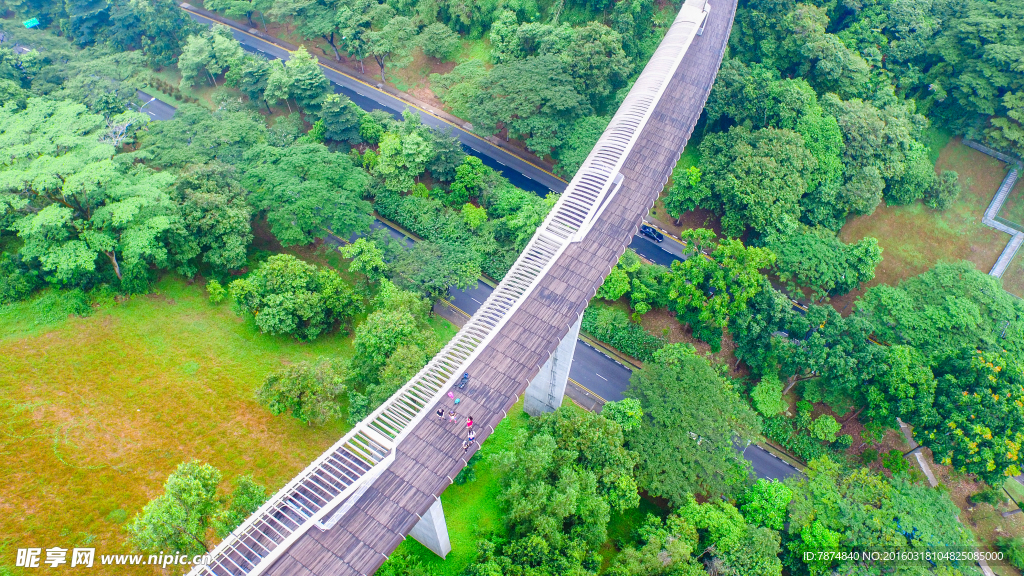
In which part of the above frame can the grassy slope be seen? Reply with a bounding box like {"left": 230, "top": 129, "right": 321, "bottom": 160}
{"left": 0, "top": 276, "right": 455, "bottom": 575}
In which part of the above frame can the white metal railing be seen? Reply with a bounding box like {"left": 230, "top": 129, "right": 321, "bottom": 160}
{"left": 188, "top": 2, "right": 710, "bottom": 574}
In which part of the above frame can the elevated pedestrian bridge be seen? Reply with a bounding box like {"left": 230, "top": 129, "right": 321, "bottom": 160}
{"left": 191, "top": 0, "right": 735, "bottom": 573}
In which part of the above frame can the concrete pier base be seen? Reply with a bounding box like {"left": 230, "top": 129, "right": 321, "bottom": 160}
{"left": 525, "top": 314, "right": 583, "bottom": 416}
{"left": 409, "top": 497, "right": 451, "bottom": 559}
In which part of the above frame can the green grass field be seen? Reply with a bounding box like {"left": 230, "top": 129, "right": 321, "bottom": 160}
{"left": 0, "top": 275, "right": 455, "bottom": 575}
{"left": 840, "top": 137, "right": 1010, "bottom": 291}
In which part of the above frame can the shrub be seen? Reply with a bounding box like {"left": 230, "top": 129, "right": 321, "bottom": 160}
{"left": 832, "top": 433, "right": 853, "bottom": 450}
{"left": 924, "top": 170, "right": 961, "bottom": 210}
{"left": 257, "top": 358, "right": 347, "bottom": 426}
{"left": 601, "top": 398, "right": 643, "bottom": 431}
{"left": 229, "top": 254, "right": 363, "bottom": 340}
{"left": 206, "top": 279, "right": 226, "bottom": 304}
{"left": 969, "top": 487, "right": 1005, "bottom": 507}
{"left": 454, "top": 452, "right": 482, "bottom": 485}
{"left": 751, "top": 372, "right": 787, "bottom": 416}
{"left": 795, "top": 401, "right": 813, "bottom": 430}
{"left": 809, "top": 415, "right": 841, "bottom": 442}
{"left": 996, "top": 537, "right": 1024, "bottom": 570}
{"left": 861, "top": 448, "right": 879, "bottom": 465}
{"left": 0, "top": 252, "right": 42, "bottom": 304}
{"left": 582, "top": 305, "right": 665, "bottom": 362}
{"left": 881, "top": 449, "right": 910, "bottom": 475}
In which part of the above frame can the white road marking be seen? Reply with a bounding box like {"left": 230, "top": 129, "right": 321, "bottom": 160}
{"left": 595, "top": 373, "right": 607, "bottom": 381}
{"left": 471, "top": 297, "right": 482, "bottom": 304}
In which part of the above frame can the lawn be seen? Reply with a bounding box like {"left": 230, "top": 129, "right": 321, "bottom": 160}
{"left": 998, "top": 177, "right": 1024, "bottom": 228}
{"left": 0, "top": 275, "right": 455, "bottom": 575}
{"left": 839, "top": 137, "right": 1010, "bottom": 292}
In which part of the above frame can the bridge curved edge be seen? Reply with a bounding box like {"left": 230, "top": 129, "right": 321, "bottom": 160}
{"left": 188, "top": 1, "right": 735, "bottom": 574}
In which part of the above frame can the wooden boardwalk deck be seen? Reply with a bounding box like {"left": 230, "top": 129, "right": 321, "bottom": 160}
{"left": 263, "top": 2, "right": 737, "bottom": 574}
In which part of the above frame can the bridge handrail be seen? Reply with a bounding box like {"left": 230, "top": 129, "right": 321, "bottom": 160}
{"left": 189, "top": 2, "right": 710, "bottom": 574}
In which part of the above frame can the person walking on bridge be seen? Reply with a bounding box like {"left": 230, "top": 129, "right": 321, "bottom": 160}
{"left": 436, "top": 407, "right": 444, "bottom": 420}
{"left": 449, "top": 410, "right": 457, "bottom": 423}
{"left": 468, "top": 429, "right": 476, "bottom": 443}
{"left": 466, "top": 416, "right": 474, "bottom": 429}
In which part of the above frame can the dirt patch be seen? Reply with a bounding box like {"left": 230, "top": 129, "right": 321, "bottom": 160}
{"left": 636, "top": 307, "right": 748, "bottom": 379}
{"left": 840, "top": 138, "right": 1009, "bottom": 289}
{"left": 648, "top": 200, "right": 722, "bottom": 238}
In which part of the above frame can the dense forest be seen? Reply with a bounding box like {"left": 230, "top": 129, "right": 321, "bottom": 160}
{"left": 2, "top": 0, "right": 1024, "bottom": 573}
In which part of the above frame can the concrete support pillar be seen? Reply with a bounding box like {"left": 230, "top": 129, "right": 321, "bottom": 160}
{"left": 409, "top": 497, "right": 451, "bottom": 559}
{"left": 525, "top": 314, "right": 583, "bottom": 416}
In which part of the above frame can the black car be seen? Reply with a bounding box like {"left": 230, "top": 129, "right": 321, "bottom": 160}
{"left": 640, "top": 224, "right": 664, "bottom": 242}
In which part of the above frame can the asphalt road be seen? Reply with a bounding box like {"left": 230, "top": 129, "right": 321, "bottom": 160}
{"left": 184, "top": 9, "right": 563, "bottom": 196}
{"left": 135, "top": 90, "right": 177, "bottom": 121}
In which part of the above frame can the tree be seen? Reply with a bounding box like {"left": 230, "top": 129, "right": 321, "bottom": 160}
{"left": 206, "top": 0, "right": 272, "bottom": 29}
{"left": 178, "top": 33, "right": 218, "bottom": 88}
{"left": 461, "top": 203, "right": 488, "bottom": 231}
{"left": 857, "top": 261, "right": 1024, "bottom": 357}
{"left": 447, "top": 156, "right": 488, "bottom": 206}
{"left": 596, "top": 264, "right": 630, "bottom": 301}
{"left": 680, "top": 497, "right": 783, "bottom": 576}
{"left": 131, "top": 104, "right": 268, "bottom": 168}
{"left": 339, "top": 237, "right": 389, "bottom": 283}
{"left": 285, "top": 46, "right": 330, "bottom": 112}
{"left": 554, "top": 115, "right": 609, "bottom": 178}
{"left": 698, "top": 126, "right": 817, "bottom": 238}
{"left": 419, "top": 22, "right": 461, "bottom": 61}
{"left": 225, "top": 54, "right": 272, "bottom": 111}
{"left": 909, "top": 347, "right": 1024, "bottom": 483}
{"left": 532, "top": 408, "right": 640, "bottom": 512}
{"left": 667, "top": 229, "right": 776, "bottom": 348}
{"left": 318, "top": 93, "right": 363, "bottom": 143}
{"left": 601, "top": 398, "right": 643, "bottom": 432}
{"left": 751, "top": 371, "right": 787, "bottom": 417}
{"left": 270, "top": 0, "right": 345, "bottom": 60}
{"left": 740, "top": 478, "right": 793, "bottom": 530}
{"left": 389, "top": 240, "right": 480, "bottom": 299}
{"left": 808, "top": 415, "right": 840, "bottom": 442}
{"left": 563, "top": 22, "right": 631, "bottom": 109}
{"left": 925, "top": 170, "right": 961, "bottom": 210}
{"left": 365, "top": 14, "right": 416, "bottom": 82}
{"left": 257, "top": 358, "right": 347, "bottom": 426}
{"left": 606, "top": 513, "right": 702, "bottom": 576}
{"left": 126, "top": 461, "right": 222, "bottom": 556}
{"left": 625, "top": 343, "right": 759, "bottom": 504}
{"left": 372, "top": 117, "right": 434, "bottom": 193}
{"left": 465, "top": 55, "right": 590, "bottom": 155}
{"left": 769, "top": 230, "right": 882, "bottom": 300}
{"left": 213, "top": 475, "right": 268, "bottom": 537}
{"left": 263, "top": 59, "right": 294, "bottom": 112}
{"left": 786, "top": 457, "right": 978, "bottom": 575}
{"left": 172, "top": 162, "right": 252, "bottom": 274}
{"left": 229, "top": 254, "right": 363, "bottom": 340}
{"left": 492, "top": 430, "right": 610, "bottom": 549}
{"left": 335, "top": 0, "right": 374, "bottom": 72}
{"left": 107, "top": 0, "right": 203, "bottom": 66}
{"left": 3, "top": 101, "right": 191, "bottom": 290}
{"left": 242, "top": 142, "right": 371, "bottom": 246}
{"left": 664, "top": 165, "right": 709, "bottom": 222}
{"left": 426, "top": 129, "right": 466, "bottom": 182}
{"left": 177, "top": 27, "right": 243, "bottom": 88}
{"left": 349, "top": 281, "right": 436, "bottom": 415}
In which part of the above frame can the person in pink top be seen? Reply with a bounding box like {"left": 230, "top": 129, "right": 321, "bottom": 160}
{"left": 466, "top": 416, "right": 474, "bottom": 429}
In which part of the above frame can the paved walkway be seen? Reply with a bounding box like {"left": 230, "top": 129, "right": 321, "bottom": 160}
{"left": 966, "top": 140, "right": 1023, "bottom": 278}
